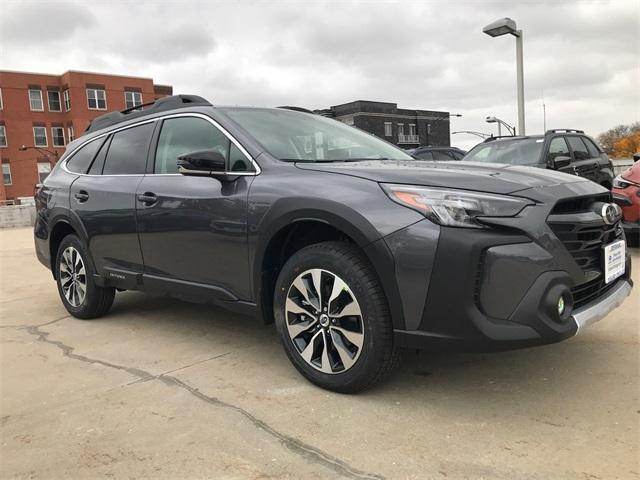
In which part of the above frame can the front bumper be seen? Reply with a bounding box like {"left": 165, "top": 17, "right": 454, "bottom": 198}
{"left": 572, "top": 279, "right": 632, "bottom": 333}
{"left": 389, "top": 218, "right": 633, "bottom": 352}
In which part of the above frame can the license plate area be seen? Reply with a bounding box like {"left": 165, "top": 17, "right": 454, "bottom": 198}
{"left": 603, "top": 239, "right": 625, "bottom": 284}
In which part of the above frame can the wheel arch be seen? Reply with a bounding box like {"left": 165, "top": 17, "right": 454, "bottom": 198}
{"left": 48, "top": 211, "right": 95, "bottom": 279}
{"left": 254, "top": 208, "right": 405, "bottom": 330}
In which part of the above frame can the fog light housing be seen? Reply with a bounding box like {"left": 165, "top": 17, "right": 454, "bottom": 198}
{"left": 557, "top": 296, "right": 566, "bottom": 316}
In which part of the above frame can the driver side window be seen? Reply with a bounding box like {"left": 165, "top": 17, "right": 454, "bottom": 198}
{"left": 154, "top": 117, "right": 230, "bottom": 174}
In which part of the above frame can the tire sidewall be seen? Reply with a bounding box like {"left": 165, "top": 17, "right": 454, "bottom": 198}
{"left": 55, "top": 234, "right": 97, "bottom": 317}
{"left": 274, "top": 244, "right": 391, "bottom": 391}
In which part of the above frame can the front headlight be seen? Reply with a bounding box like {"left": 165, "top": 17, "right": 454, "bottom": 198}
{"left": 613, "top": 174, "right": 639, "bottom": 189}
{"left": 381, "top": 184, "right": 532, "bottom": 229}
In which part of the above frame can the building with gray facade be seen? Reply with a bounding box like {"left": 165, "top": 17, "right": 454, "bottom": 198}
{"left": 316, "top": 100, "right": 451, "bottom": 148}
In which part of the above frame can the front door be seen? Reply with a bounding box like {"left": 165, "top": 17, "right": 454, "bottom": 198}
{"left": 70, "top": 122, "right": 154, "bottom": 285}
{"left": 135, "top": 115, "right": 256, "bottom": 301}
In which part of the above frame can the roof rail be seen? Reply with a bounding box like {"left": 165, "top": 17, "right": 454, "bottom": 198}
{"left": 85, "top": 94, "right": 212, "bottom": 133}
{"left": 482, "top": 135, "right": 518, "bottom": 143}
{"left": 545, "top": 128, "right": 584, "bottom": 134}
{"left": 277, "top": 105, "right": 315, "bottom": 114}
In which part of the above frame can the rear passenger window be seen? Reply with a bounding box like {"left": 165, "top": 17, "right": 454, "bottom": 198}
{"left": 154, "top": 117, "right": 232, "bottom": 174}
{"left": 567, "top": 136, "right": 590, "bottom": 161}
{"left": 415, "top": 151, "right": 434, "bottom": 160}
{"left": 65, "top": 138, "right": 104, "bottom": 173}
{"left": 583, "top": 138, "right": 601, "bottom": 158}
{"left": 102, "top": 123, "right": 154, "bottom": 175}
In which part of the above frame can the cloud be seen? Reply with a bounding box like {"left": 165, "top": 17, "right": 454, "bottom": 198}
{"left": 0, "top": 1, "right": 95, "bottom": 46}
{"left": 0, "top": 0, "right": 638, "bottom": 150}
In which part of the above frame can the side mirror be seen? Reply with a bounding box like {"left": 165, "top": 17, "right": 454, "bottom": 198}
{"left": 177, "top": 150, "right": 226, "bottom": 176}
{"left": 551, "top": 155, "right": 572, "bottom": 169}
{"left": 633, "top": 153, "right": 639, "bottom": 162}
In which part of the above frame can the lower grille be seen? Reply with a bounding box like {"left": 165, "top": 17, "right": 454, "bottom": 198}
{"left": 570, "top": 276, "right": 618, "bottom": 309}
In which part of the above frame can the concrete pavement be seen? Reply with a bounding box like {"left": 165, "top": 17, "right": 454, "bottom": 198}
{"left": 1, "top": 227, "right": 638, "bottom": 479}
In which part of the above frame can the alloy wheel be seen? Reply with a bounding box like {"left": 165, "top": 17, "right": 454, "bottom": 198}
{"left": 59, "top": 246, "right": 87, "bottom": 307}
{"left": 285, "top": 268, "right": 365, "bottom": 374}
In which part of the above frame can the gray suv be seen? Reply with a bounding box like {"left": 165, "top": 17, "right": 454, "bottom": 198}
{"left": 34, "top": 96, "right": 632, "bottom": 392}
{"left": 464, "top": 129, "right": 615, "bottom": 188}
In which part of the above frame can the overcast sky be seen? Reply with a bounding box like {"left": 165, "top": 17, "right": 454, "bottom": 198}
{"left": 1, "top": 0, "right": 638, "bottom": 149}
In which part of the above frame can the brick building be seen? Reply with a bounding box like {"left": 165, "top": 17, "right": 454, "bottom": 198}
{"left": 316, "top": 100, "right": 452, "bottom": 149}
{"left": 0, "top": 70, "right": 172, "bottom": 202}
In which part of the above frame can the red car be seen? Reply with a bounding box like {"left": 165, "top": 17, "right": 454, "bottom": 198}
{"left": 613, "top": 153, "right": 640, "bottom": 245}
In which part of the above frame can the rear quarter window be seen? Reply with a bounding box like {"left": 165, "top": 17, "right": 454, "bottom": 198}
{"left": 65, "top": 138, "right": 104, "bottom": 174}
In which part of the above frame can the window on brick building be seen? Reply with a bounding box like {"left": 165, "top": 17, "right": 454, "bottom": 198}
{"left": 86, "top": 89, "right": 107, "bottom": 110}
{"left": 68, "top": 125, "right": 75, "bottom": 142}
{"left": 37, "top": 162, "right": 51, "bottom": 183}
{"left": 33, "top": 127, "right": 47, "bottom": 147}
{"left": 47, "top": 91, "right": 61, "bottom": 111}
{"left": 2, "top": 164, "right": 11, "bottom": 186}
{"left": 384, "top": 122, "right": 392, "bottom": 137}
{"left": 0, "top": 88, "right": 3, "bottom": 110}
{"left": 51, "top": 127, "right": 65, "bottom": 147}
{"left": 63, "top": 89, "right": 71, "bottom": 111}
{"left": 125, "top": 91, "right": 143, "bottom": 109}
{"left": 29, "top": 89, "right": 44, "bottom": 111}
{"left": 0, "top": 126, "right": 6, "bottom": 148}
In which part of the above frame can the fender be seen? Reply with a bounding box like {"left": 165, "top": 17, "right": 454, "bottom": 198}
{"left": 251, "top": 199, "right": 408, "bottom": 330}
{"left": 47, "top": 209, "right": 99, "bottom": 282}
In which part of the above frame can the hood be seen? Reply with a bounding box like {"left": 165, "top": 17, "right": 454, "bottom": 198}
{"left": 295, "top": 160, "right": 589, "bottom": 195}
{"left": 620, "top": 161, "right": 640, "bottom": 183}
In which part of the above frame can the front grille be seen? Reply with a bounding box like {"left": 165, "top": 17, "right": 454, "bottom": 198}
{"left": 551, "top": 193, "right": 611, "bottom": 215}
{"left": 548, "top": 194, "right": 624, "bottom": 309}
{"left": 548, "top": 221, "right": 623, "bottom": 271}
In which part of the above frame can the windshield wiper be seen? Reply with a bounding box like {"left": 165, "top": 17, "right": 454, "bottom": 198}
{"left": 285, "top": 157, "right": 391, "bottom": 163}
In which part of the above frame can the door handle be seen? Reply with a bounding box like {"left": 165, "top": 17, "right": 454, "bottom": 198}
{"left": 137, "top": 192, "right": 158, "bottom": 205}
{"left": 74, "top": 190, "right": 89, "bottom": 202}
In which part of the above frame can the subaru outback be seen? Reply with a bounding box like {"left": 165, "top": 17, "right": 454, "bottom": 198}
{"left": 34, "top": 95, "right": 632, "bottom": 392}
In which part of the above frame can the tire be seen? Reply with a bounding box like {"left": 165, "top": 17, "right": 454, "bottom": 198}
{"left": 55, "top": 234, "right": 115, "bottom": 319}
{"left": 274, "top": 241, "right": 398, "bottom": 393}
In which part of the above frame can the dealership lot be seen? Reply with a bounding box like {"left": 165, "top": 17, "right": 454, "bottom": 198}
{"left": 1, "top": 227, "right": 638, "bottom": 479}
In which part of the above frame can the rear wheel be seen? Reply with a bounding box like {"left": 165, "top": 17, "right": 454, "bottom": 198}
{"left": 55, "top": 234, "right": 115, "bottom": 319}
{"left": 274, "top": 241, "right": 398, "bottom": 393}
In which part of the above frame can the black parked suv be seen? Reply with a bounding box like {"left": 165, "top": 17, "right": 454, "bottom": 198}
{"left": 34, "top": 96, "right": 632, "bottom": 392}
{"left": 464, "top": 129, "right": 614, "bottom": 188}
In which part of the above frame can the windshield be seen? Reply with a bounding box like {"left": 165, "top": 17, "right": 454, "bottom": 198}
{"left": 222, "top": 108, "right": 413, "bottom": 162}
{"left": 464, "top": 138, "right": 544, "bottom": 165}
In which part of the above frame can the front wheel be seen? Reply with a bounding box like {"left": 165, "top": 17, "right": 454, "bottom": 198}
{"left": 274, "top": 241, "right": 398, "bottom": 393}
{"left": 55, "top": 234, "right": 115, "bottom": 319}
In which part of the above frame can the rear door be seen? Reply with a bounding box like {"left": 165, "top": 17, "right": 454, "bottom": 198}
{"left": 566, "top": 135, "right": 599, "bottom": 182}
{"left": 135, "top": 114, "right": 255, "bottom": 301}
{"left": 70, "top": 121, "right": 155, "bottom": 286}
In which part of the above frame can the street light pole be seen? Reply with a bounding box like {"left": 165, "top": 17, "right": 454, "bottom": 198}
{"left": 19, "top": 145, "right": 60, "bottom": 160}
{"left": 483, "top": 18, "right": 526, "bottom": 135}
{"left": 515, "top": 29, "right": 525, "bottom": 135}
